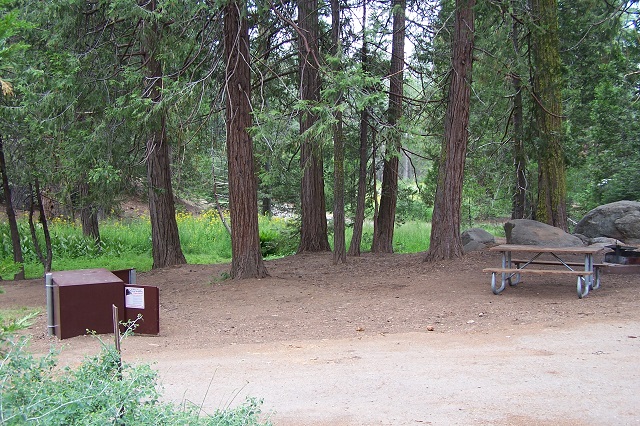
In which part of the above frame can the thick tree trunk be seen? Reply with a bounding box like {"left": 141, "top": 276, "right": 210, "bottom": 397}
{"left": 372, "top": 0, "right": 405, "bottom": 254}
{"left": 530, "top": 0, "right": 567, "bottom": 230}
{"left": 224, "top": 0, "right": 268, "bottom": 279}
{"left": 297, "top": 0, "right": 330, "bottom": 253}
{"left": 0, "top": 135, "right": 25, "bottom": 280}
{"left": 142, "top": 1, "right": 186, "bottom": 269}
{"left": 424, "top": 0, "right": 475, "bottom": 262}
{"left": 146, "top": 121, "right": 186, "bottom": 268}
{"left": 372, "top": 155, "right": 399, "bottom": 253}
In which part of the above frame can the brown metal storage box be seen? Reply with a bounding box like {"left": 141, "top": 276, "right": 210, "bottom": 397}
{"left": 51, "top": 268, "right": 125, "bottom": 339}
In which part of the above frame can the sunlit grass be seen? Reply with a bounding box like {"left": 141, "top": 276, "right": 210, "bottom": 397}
{"left": 341, "top": 220, "right": 431, "bottom": 253}
{"left": 0, "top": 212, "right": 510, "bottom": 279}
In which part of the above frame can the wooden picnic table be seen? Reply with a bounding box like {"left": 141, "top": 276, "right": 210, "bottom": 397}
{"left": 483, "top": 244, "right": 603, "bottom": 299}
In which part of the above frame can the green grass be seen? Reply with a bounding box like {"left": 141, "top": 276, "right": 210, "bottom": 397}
{"left": 392, "top": 221, "right": 432, "bottom": 253}
{"left": 0, "top": 306, "right": 40, "bottom": 324}
{"left": 339, "top": 221, "right": 431, "bottom": 253}
{"left": 0, "top": 212, "right": 503, "bottom": 279}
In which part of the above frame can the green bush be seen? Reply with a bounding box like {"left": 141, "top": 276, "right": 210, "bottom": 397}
{"left": 396, "top": 181, "right": 431, "bottom": 222}
{"left": 0, "top": 316, "right": 271, "bottom": 426}
{"left": 0, "top": 259, "right": 23, "bottom": 280}
{"left": 258, "top": 215, "right": 298, "bottom": 258}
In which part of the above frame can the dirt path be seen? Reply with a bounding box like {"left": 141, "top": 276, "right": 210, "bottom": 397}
{"left": 152, "top": 322, "right": 640, "bottom": 425}
{"left": 2, "top": 250, "right": 640, "bottom": 424}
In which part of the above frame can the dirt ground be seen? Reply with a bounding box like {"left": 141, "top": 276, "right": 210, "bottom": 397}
{"left": 2, "top": 249, "right": 640, "bottom": 425}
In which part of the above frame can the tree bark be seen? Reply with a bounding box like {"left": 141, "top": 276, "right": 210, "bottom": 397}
{"left": 349, "top": 108, "right": 370, "bottom": 257}
{"left": 142, "top": 0, "right": 187, "bottom": 269}
{"left": 372, "top": 0, "right": 405, "bottom": 254}
{"left": 529, "top": 0, "right": 567, "bottom": 229}
{"left": 424, "top": 0, "right": 475, "bottom": 262}
{"left": 224, "top": 0, "right": 268, "bottom": 279}
{"left": 297, "top": 0, "right": 330, "bottom": 253}
{"left": 348, "top": 2, "right": 370, "bottom": 257}
{"left": 331, "top": 0, "right": 346, "bottom": 265}
{"left": 0, "top": 135, "right": 25, "bottom": 280}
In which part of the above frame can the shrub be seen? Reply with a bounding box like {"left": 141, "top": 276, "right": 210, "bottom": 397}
{"left": 0, "top": 316, "right": 271, "bottom": 426}
{"left": 258, "top": 216, "right": 298, "bottom": 258}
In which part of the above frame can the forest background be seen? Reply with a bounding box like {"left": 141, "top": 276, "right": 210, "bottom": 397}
{"left": 1, "top": 0, "right": 639, "bottom": 280}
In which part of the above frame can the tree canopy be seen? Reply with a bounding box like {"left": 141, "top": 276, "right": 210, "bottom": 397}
{"left": 1, "top": 0, "right": 639, "bottom": 272}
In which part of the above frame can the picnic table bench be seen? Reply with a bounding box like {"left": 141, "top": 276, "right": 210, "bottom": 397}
{"left": 483, "top": 244, "right": 603, "bottom": 299}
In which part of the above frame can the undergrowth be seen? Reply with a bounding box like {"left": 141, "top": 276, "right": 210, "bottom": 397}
{"left": 0, "top": 210, "right": 501, "bottom": 279}
{"left": 0, "top": 314, "right": 271, "bottom": 425}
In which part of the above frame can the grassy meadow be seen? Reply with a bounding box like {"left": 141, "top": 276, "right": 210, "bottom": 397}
{"left": 0, "top": 209, "right": 504, "bottom": 280}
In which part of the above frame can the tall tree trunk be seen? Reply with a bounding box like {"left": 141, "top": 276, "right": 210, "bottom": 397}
{"left": 372, "top": 0, "right": 405, "bottom": 254}
{"left": 348, "top": 2, "right": 370, "bottom": 257}
{"left": 331, "top": 0, "right": 346, "bottom": 264}
{"left": 224, "top": 0, "right": 268, "bottom": 279}
{"left": 0, "top": 135, "right": 25, "bottom": 280}
{"left": 511, "top": 3, "right": 528, "bottom": 219}
{"left": 298, "top": 0, "right": 330, "bottom": 253}
{"left": 142, "top": 1, "right": 186, "bottom": 269}
{"left": 424, "top": 0, "right": 475, "bottom": 262}
{"left": 530, "top": 0, "right": 567, "bottom": 229}
{"left": 78, "top": 180, "right": 101, "bottom": 246}
{"left": 349, "top": 108, "right": 370, "bottom": 257}
{"left": 146, "top": 120, "right": 186, "bottom": 268}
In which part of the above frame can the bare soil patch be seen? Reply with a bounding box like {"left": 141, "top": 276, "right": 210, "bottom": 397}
{"left": 6, "top": 249, "right": 638, "bottom": 348}
{"left": 2, "top": 249, "right": 639, "bottom": 424}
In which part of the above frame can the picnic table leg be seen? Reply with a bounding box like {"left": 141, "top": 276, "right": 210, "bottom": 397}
{"left": 586, "top": 253, "right": 601, "bottom": 290}
{"left": 491, "top": 272, "right": 506, "bottom": 294}
{"left": 585, "top": 253, "right": 594, "bottom": 289}
{"left": 593, "top": 265, "right": 601, "bottom": 290}
{"left": 503, "top": 251, "right": 517, "bottom": 286}
{"left": 577, "top": 275, "right": 589, "bottom": 299}
{"left": 577, "top": 253, "right": 596, "bottom": 298}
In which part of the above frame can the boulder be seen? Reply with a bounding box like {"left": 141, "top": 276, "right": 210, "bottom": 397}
{"left": 588, "top": 237, "right": 624, "bottom": 249}
{"left": 504, "top": 219, "right": 584, "bottom": 247}
{"left": 574, "top": 201, "right": 640, "bottom": 245}
{"left": 462, "top": 227, "right": 495, "bottom": 246}
{"left": 461, "top": 227, "right": 496, "bottom": 253}
{"left": 463, "top": 240, "right": 488, "bottom": 254}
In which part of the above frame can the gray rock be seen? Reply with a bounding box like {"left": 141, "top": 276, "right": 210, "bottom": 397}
{"left": 461, "top": 228, "right": 495, "bottom": 246}
{"left": 460, "top": 228, "right": 495, "bottom": 253}
{"left": 574, "top": 201, "right": 640, "bottom": 244}
{"left": 590, "top": 236, "right": 624, "bottom": 246}
{"left": 573, "top": 233, "right": 590, "bottom": 245}
{"left": 504, "top": 219, "right": 584, "bottom": 247}
{"left": 463, "top": 240, "right": 488, "bottom": 254}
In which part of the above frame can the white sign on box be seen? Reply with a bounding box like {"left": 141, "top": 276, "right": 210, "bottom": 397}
{"left": 125, "top": 287, "right": 145, "bottom": 309}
